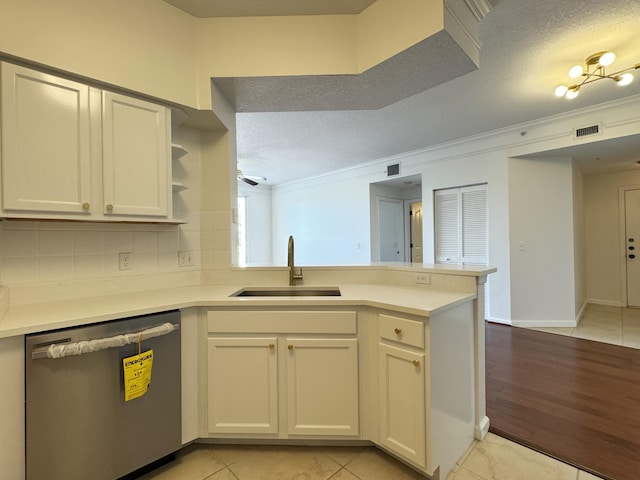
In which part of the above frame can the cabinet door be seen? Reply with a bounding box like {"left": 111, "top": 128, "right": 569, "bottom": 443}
{"left": 286, "top": 338, "right": 359, "bottom": 436}
{"left": 207, "top": 337, "right": 278, "bottom": 434}
{"left": 1, "top": 63, "right": 92, "bottom": 214}
{"left": 378, "top": 343, "right": 426, "bottom": 468}
{"left": 102, "top": 91, "right": 170, "bottom": 218}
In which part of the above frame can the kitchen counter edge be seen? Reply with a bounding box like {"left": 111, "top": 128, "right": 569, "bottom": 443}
{"left": 0, "top": 284, "right": 477, "bottom": 338}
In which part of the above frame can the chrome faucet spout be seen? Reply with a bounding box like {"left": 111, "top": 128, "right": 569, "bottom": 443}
{"left": 288, "top": 235, "right": 303, "bottom": 286}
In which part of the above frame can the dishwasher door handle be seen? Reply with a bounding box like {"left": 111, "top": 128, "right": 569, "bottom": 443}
{"left": 31, "top": 322, "right": 180, "bottom": 360}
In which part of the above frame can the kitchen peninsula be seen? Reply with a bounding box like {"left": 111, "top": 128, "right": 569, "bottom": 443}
{"left": 0, "top": 263, "right": 493, "bottom": 480}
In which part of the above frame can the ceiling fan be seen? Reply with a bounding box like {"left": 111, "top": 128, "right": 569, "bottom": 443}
{"left": 237, "top": 169, "right": 267, "bottom": 186}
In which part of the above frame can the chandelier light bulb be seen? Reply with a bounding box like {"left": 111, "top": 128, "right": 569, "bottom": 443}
{"left": 554, "top": 85, "right": 569, "bottom": 97}
{"left": 599, "top": 51, "right": 616, "bottom": 66}
{"left": 617, "top": 72, "right": 634, "bottom": 86}
{"left": 565, "top": 87, "right": 580, "bottom": 99}
{"left": 555, "top": 51, "right": 638, "bottom": 99}
{"left": 568, "top": 65, "right": 584, "bottom": 78}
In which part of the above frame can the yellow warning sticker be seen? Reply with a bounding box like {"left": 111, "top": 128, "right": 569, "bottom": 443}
{"left": 123, "top": 350, "right": 153, "bottom": 401}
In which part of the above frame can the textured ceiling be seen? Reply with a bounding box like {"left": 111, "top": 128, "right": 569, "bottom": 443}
{"left": 234, "top": 0, "right": 640, "bottom": 184}
{"left": 163, "top": 0, "right": 377, "bottom": 17}
{"left": 214, "top": 30, "right": 477, "bottom": 112}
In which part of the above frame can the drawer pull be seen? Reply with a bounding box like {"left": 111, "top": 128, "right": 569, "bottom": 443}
{"left": 105, "top": 203, "right": 114, "bottom": 212}
{"left": 412, "top": 359, "right": 421, "bottom": 367}
{"left": 288, "top": 344, "right": 294, "bottom": 350}
{"left": 394, "top": 328, "right": 402, "bottom": 335}
{"left": 82, "top": 202, "right": 90, "bottom": 210}
{"left": 268, "top": 344, "right": 275, "bottom": 350}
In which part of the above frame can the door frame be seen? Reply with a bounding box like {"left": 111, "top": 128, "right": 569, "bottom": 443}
{"left": 618, "top": 185, "right": 640, "bottom": 307}
{"left": 404, "top": 198, "right": 422, "bottom": 263}
{"left": 377, "top": 197, "right": 405, "bottom": 262}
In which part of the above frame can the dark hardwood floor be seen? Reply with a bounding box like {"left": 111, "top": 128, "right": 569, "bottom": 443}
{"left": 486, "top": 322, "right": 640, "bottom": 480}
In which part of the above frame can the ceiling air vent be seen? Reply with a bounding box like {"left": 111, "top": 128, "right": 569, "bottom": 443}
{"left": 575, "top": 123, "right": 601, "bottom": 138}
{"left": 387, "top": 163, "right": 400, "bottom": 176}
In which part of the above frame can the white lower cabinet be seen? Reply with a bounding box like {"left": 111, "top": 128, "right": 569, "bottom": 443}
{"left": 206, "top": 309, "right": 360, "bottom": 439}
{"left": 377, "top": 312, "right": 428, "bottom": 469}
{"left": 205, "top": 303, "right": 476, "bottom": 479}
{"left": 207, "top": 336, "right": 279, "bottom": 434}
{"left": 286, "top": 337, "right": 359, "bottom": 436}
{"left": 378, "top": 342, "right": 426, "bottom": 468}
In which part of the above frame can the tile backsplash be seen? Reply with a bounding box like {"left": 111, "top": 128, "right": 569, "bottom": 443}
{"left": 0, "top": 220, "right": 200, "bottom": 286}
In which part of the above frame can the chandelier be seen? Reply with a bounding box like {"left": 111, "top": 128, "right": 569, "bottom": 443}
{"left": 554, "top": 51, "right": 639, "bottom": 99}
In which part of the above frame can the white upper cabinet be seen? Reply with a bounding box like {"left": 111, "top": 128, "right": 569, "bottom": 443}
{"left": 102, "top": 92, "right": 170, "bottom": 218}
{"left": 0, "top": 62, "right": 175, "bottom": 222}
{"left": 1, "top": 63, "right": 92, "bottom": 214}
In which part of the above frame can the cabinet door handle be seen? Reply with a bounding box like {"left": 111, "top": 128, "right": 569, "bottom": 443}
{"left": 394, "top": 328, "right": 402, "bottom": 335}
{"left": 82, "top": 202, "right": 90, "bottom": 210}
{"left": 105, "top": 204, "right": 114, "bottom": 212}
{"left": 412, "top": 359, "right": 421, "bottom": 367}
{"left": 288, "top": 344, "right": 294, "bottom": 350}
{"left": 268, "top": 344, "right": 275, "bottom": 350}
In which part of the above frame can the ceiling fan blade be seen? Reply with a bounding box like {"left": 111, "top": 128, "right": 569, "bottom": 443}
{"left": 240, "top": 176, "right": 259, "bottom": 186}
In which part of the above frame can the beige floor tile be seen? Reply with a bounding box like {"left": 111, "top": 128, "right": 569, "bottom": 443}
{"left": 313, "top": 446, "right": 367, "bottom": 466}
{"left": 460, "top": 433, "right": 577, "bottom": 480}
{"left": 328, "top": 468, "right": 361, "bottom": 480}
{"left": 206, "top": 468, "right": 239, "bottom": 480}
{"left": 622, "top": 325, "right": 640, "bottom": 348}
{"left": 582, "top": 304, "right": 621, "bottom": 317}
{"left": 137, "top": 444, "right": 227, "bottom": 480}
{"left": 445, "top": 465, "right": 488, "bottom": 480}
{"left": 344, "top": 447, "right": 425, "bottom": 480}
{"left": 573, "top": 320, "right": 622, "bottom": 345}
{"left": 226, "top": 445, "right": 341, "bottom": 480}
{"left": 199, "top": 444, "right": 254, "bottom": 466}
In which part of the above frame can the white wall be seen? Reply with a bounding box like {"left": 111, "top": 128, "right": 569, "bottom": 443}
{"left": 508, "top": 156, "right": 577, "bottom": 326}
{"left": 272, "top": 175, "right": 372, "bottom": 265}
{"left": 584, "top": 169, "right": 640, "bottom": 305}
{"left": 239, "top": 183, "right": 273, "bottom": 265}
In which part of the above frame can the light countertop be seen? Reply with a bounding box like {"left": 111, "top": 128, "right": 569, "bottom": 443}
{"left": 0, "top": 283, "right": 476, "bottom": 338}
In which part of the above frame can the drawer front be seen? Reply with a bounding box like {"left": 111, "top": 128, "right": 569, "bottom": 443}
{"left": 378, "top": 313, "right": 424, "bottom": 349}
{"left": 208, "top": 310, "right": 357, "bottom": 334}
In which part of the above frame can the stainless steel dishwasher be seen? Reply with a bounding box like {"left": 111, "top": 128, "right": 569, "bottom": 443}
{"left": 25, "top": 310, "right": 182, "bottom": 480}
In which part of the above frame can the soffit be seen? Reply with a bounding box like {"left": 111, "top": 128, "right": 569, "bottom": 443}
{"left": 163, "top": 0, "right": 377, "bottom": 17}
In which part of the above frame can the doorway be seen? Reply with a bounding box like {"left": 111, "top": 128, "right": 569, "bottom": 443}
{"left": 623, "top": 187, "right": 640, "bottom": 307}
{"left": 378, "top": 199, "right": 405, "bottom": 261}
{"left": 370, "top": 174, "right": 422, "bottom": 263}
{"left": 408, "top": 201, "right": 423, "bottom": 262}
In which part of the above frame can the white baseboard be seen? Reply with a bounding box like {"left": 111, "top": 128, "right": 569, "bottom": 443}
{"left": 485, "top": 316, "right": 510, "bottom": 325}
{"left": 475, "top": 416, "right": 490, "bottom": 441}
{"left": 511, "top": 319, "right": 577, "bottom": 328}
{"left": 586, "top": 298, "right": 623, "bottom": 307}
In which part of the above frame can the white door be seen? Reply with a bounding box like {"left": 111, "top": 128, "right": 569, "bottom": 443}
{"left": 207, "top": 337, "right": 279, "bottom": 434}
{"left": 1, "top": 63, "right": 92, "bottom": 214}
{"left": 378, "top": 343, "right": 426, "bottom": 468}
{"left": 625, "top": 189, "right": 640, "bottom": 306}
{"left": 286, "top": 338, "right": 359, "bottom": 436}
{"left": 102, "top": 91, "right": 170, "bottom": 217}
{"left": 379, "top": 199, "right": 405, "bottom": 262}
{"left": 410, "top": 201, "right": 424, "bottom": 263}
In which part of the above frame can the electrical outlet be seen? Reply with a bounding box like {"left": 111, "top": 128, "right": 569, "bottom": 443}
{"left": 178, "top": 250, "right": 194, "bottom": 267}
{"left": 119, "top": 252, "right": 132, "bottom": 270}
{"left": 415, "top": 273, "right": 431, "bottom": 285}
